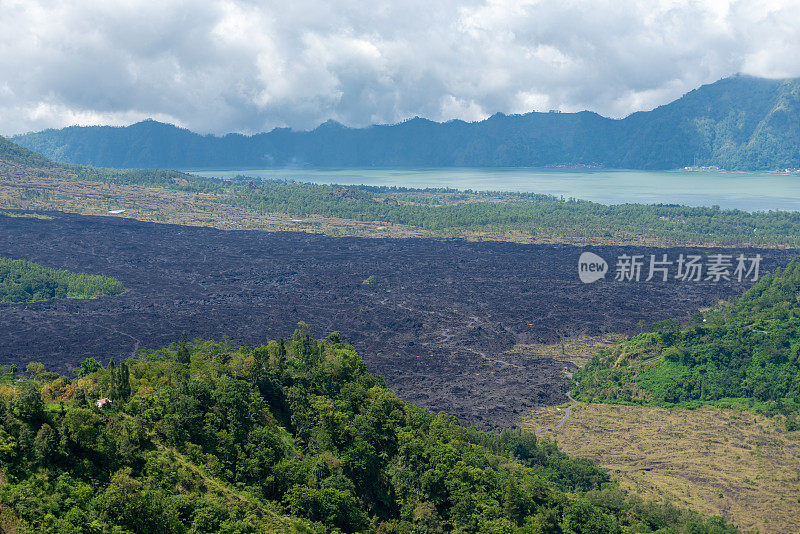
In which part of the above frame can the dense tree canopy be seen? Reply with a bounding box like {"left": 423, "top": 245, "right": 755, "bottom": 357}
{"left": 0, "top": 328, "right": 736, "bottom": 533}
{"left": 0, "top": 256, "right": 124, "bottom": 304}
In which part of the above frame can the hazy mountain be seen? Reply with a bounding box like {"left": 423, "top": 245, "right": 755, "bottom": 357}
{"left": 12, "top": 75, "right": 800, "bottom": 170}
{"left": 0, "top": 132, "right": 59, "bottom": 167}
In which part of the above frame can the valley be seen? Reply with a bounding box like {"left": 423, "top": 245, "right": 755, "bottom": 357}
{"left": 1, "top": 210, "right": 794, "bottom": 430}
{"left": 4, "top": 6, "right": 800, "bottom": 532}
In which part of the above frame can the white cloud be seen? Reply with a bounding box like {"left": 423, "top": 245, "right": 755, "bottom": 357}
{"left": 1, "top": 0, "right": 799, "bottom": 135}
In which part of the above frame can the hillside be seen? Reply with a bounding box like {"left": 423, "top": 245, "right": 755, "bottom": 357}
{"left": 0, "top": 327, "right": 737, "bottom": 533}
{"left": 0, "top": 130, "right": 221, "bottom": 191}
{"left": 11, "top": 75, "right": 800, "bottom": 170}
{"left": 529, "top": 262, "right": 800, "bottom": 532}
{"left": 574, "top": 261, "right": 800, "bottom": 426}
{"left": 0, "top": 134, "right": 60, "bottom": 168}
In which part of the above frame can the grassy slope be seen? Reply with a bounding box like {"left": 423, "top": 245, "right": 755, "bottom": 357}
{"left": 573, "top": 262, "right": 800, "bottom": 419}
{"left": 524, "top": 403, "right": 800, "bottom": 534}
{"left": 519, "top": 262, "right": 800, "bottom": 532}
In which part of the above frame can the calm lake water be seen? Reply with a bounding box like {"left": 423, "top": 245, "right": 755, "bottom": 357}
{"left": 188, "top": 168, "right": 800, "bottom": 212}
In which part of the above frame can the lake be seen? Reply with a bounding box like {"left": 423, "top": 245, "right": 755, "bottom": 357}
{"left": 188, "top": 167, "right": 800, "bottom": 212}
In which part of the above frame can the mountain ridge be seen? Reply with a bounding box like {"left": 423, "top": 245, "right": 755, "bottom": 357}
{"left": 11, "top": 74, "right": 800, "bottom": 170}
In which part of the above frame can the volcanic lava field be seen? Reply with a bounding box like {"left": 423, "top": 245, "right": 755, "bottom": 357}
{"left": 1, "top": 211, "right": 795, "bottom": 429}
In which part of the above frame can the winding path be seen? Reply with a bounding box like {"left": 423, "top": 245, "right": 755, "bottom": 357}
{"left": 533, "top": 351, "right": 665, "bottom": 435}
{"left": 535, "top": 391, "right": 580, "bottom": 434}
{"left": 97, "top": 325, "right": 143, "bottom": 358}
{"left": 469, "top": 348, "right": 524, "bottom": 370}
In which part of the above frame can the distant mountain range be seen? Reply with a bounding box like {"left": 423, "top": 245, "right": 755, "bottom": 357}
{"left": 11, "top": 75, "right": 800, "bottom": 171}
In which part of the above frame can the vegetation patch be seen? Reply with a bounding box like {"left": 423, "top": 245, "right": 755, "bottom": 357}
{"left": 574, "top": 262, "right": 800, "bottom": 425}
{"left": 506, "top": 334, "right": 627, "bottom": 368}
{"left": 536, "top": 262, "right": 800, "bottom": 531}
{"left": 0, "top": 210, "right": 52, "bottom": 220}
{"left": 0, "top": 256, "right": 123, "bottom": 304}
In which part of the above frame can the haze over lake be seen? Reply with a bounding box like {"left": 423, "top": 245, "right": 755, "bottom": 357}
{"left": 189, "top": 168, "right": 800, "bottom": 212}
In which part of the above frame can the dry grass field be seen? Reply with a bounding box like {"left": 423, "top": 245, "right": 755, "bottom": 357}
{"left": 506, "top": 334, "right": 627, "bottom": 368}
{"left": 0, "top": 168, "right": 430, "bottom": 238}
{"left": 0, "top": 170, "right": 666, "bottom": 246}
{"left": 523, "top": 402, "right": 800, "bottom": 533}
{"left": 517, "top": 336, "right": 800, "bottom": 532}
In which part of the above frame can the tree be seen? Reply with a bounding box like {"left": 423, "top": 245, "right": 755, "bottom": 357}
{"left": 62, "top": 408, "right": 104, "bottom": 453}
{"left": 0, "top": 426, "right": 16, "bottom": 463}
{"left": 117, "top": 362, "right": 132, "bottom": 401}
{"left": 34, "top": 423, "right": 57, "bottom": 464}
{"left": 77, "top": 357, "right": 102, "bottom": 377}
{"left": 284, "top": 485, "right": 368, "bottom": 532}
{"left": 26, "top": 361, "right": 45, "bottom": 379}
{"left": 278, "top": 338, "right": 287, "bottom": 363}
{"left": 562, "top": 500, "right": 620, "bottom": 534}
{"left": 108, "top": 359, "right": 118, "bottom": 400}
{"left": 97, "top": 469, "right": 152, "bottom": 533}
{"left": 15, "top": 380, "right": 45, "bottom": 423}
{"left": 72, "top": 386, "right": 88, "bottom": 408}
{"left": 176, "top": 333, "right": 190, "bottom": 364}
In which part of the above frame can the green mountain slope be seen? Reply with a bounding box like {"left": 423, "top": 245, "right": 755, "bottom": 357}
{"left": 0, "top": 130, "right": 222, "bottom": 192}
{"left": 11, "top": 75, "right": 800, "bottom": 170}
{"left": 0, "top": 133, "right": 58, "bottom": 168}
{"left": 0, "top": 327, "right": 736, "bottom": 533}
{"left": 574, "top": 262, "right": 800, "bottom": 427}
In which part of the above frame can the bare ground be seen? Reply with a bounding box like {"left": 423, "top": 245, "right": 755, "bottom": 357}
{"left": 1, "top": 210, "right": 795, "bottom": 429}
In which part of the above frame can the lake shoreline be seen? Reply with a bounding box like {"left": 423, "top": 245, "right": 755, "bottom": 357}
{"left": 188, "top": 167, "right": 800, "bottom": 212}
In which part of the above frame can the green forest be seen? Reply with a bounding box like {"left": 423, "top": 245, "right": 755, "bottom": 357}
{"left": 0, "top": 257, "right": 124, "bottom": 304}
{"left": 574, "top": 262, "right": 800, "bottom": 428}
{"left": 222, "top": 179, "right": 800, "bottom": 246}
{"left": 0, "top": 327, "right": 736, "bottom": 533}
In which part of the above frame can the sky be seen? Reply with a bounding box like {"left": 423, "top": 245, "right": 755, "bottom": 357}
{"left": 2, "top": 0, "right": 800, "bottom": 136}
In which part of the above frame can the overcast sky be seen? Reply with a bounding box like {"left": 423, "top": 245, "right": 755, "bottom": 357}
{"left": 2, "top": 0, "right": 800, "bottom": 135}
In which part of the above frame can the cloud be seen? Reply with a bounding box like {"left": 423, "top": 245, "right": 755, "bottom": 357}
{"left": 1, "top": 0, "right": 800, "bottom": 135}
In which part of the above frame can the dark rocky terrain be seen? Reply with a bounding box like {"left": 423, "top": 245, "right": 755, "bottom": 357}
{"left": 1, "top": 211, "right": 795, "bottom": 428}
